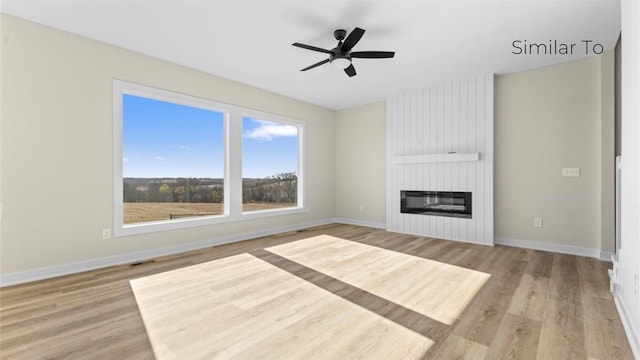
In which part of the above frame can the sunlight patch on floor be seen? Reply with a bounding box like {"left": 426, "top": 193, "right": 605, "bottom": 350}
{"left": 267, "top": 235, "right": 491, "bottom": 325}
{"left": 130, "top": 252, "right": 433, "bottom": 360}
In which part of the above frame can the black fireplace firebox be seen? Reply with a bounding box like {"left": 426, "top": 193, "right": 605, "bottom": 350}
{"left": 401, "top": 190, "right": 472, "bottom": 219}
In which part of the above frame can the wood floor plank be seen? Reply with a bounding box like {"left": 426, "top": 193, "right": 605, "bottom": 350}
{"left": 582, "top": 295, "right": 622, "bottom": 321}
{"left": 583, "top": 314, "right": 634, "bottom": 360}
{"left": 507, "top": 272, "right": 549, "bottom": 321}
{"left": 0, "top": 223, "right": 633, "bottom": 360}
{"left": 266, "top": 235, "right": 491, "bottom": 325}
{"left": 576, "top": 257, "right": 612, "bottom": 300}
{"left": 484, "top": 313, "right": 542, "bottom": 360}
{"left": 452, "top": 254, "right": 528, "bottom": 346}
{"left": 536, "top": 254, "right": 587, "bottom": 360}
{"left": 429, "top": 335, "right": 489, "bottom": 360}
{"left": 577, "top": 257, "right": 634, "bottom": 360}
{"left": 525, "top": 251, "right": 554, "bottom": 278}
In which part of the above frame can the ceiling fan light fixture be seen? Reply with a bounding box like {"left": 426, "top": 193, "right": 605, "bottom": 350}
{"left": 330, "top": 57, "right": 351, "bottom": 70}
{"left": 293, "top": 27, "right": 394, "bottom": 77}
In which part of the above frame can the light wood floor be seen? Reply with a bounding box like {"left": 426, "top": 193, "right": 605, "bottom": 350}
{"left": 0, "top": 224, "right": 634, "bottom": 359}
{"left": 131, "top": 250, "right": 433, "bottom": 359}
{"left": 267, "top": 235, "right": 490, "bottom": 325}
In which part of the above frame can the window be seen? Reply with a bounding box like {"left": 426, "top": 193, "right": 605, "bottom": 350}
{"left": 122, "top": 94, "right": 225, "bottom": 225}
{"left": 114, "top": 80, "right": 305, "bottom": 236}
{"left": 242, "top": 117, "right": 299, "bottom": 212}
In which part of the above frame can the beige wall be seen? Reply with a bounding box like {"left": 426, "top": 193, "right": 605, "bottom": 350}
{"left": 495, "top": 53, "right": 615, "bottom": 253}
{"left": 0, "top": 15, "right": 335, "bottom": 275}
{"left": 335, "top": 102, "right": 386, "bottom": 226}
{"left": 600, "top": 51, "right": 615, "bottom": 254}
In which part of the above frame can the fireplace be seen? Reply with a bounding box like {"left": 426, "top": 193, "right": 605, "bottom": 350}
{"left": 401, "top": 190, "right": 472, "bottom": 219}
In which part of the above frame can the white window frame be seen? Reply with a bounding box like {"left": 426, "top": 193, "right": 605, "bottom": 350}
{"left": 113, "top": 80, "right": 306, "bottom": 237}
{"left": 240, "top": 110, "right": 305, "bottom": 217}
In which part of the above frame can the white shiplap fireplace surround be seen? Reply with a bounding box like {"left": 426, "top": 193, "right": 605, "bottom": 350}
{"left": 386, "top": 74, "right": 494, "bottom": 245}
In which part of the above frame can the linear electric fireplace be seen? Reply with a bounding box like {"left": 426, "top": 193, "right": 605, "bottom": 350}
{"left": 401, "top": 190, "right": 472, "bottom": 219}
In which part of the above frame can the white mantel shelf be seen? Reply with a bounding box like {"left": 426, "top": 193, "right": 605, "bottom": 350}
{"left": 390, "top": 152, "right": 480, "bottom": 164}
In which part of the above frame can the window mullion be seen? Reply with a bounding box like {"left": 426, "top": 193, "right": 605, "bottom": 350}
{"left": 227, "top": 109, "right": 243, "bottom": 218}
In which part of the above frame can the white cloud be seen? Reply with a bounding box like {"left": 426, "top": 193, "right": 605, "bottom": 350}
{"left": 155, "top": 156, "right": 167, "bottom": 161}
{"left": 123, "top": 157, "right": 129, "bottom": 162}
{"left": 179, "top": 145, "right": 190, "bottom": 150}
{"left": 244, "top": 119, "right": 297, "bottom": 141}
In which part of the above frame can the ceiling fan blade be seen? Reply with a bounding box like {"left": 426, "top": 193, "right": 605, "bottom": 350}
{"left": 301, "top": 58, "right": 330, "bottom": 71}
{"left": 344, "top": 64, "right": 357, "bottom": 77}
{"left": 351, "top": 51, "right": 395, "bottom": 59}
{"left": 292, "top": 42, "right": 332, "bottom": 54}
{"left": 341, "top": 27, "right": 365, "bottom": 52}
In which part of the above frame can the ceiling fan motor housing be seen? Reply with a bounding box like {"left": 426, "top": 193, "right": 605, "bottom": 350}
{"left": 330, "top": 52, "right": 351, "bottom": 61}
{"left": 331, "top": 29, "right": 351, "bottom": 66}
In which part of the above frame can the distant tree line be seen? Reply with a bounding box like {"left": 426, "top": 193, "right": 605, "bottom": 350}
{"left": 123, "top": 172, "right": 297, "bottom": 204}
{"left": 123, "top": 178, "right": 223, "bottom": 203}
{"left": 243, "top": 172, "right": 297, "bottom": 204}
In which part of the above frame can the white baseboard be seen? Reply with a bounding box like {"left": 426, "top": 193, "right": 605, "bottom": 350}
{"left": 495, "top": 237, "right": 606, "bottom": 260}
{"left": 2, "top": 223, "right": 614, "bottom": 288}
{"left": 0, "top": 218, "right": 335, "bottom": 288}
{"left": 600, "top": 251, "right": 616, "bottom": 262}
{"left": 334, "top": 218, "right": 386, "bottom": 229}
{"left": 614, "top": 293, "right": 640, "bottom": 359}
{"left": 390, "top": 227, "right": 494, "bottom": 247}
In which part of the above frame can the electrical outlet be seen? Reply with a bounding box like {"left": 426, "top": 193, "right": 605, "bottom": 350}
{"left": 534, "top": 218, "right": 543, "bottom": 228}
{"left": 102, "top": 228, "right": 112, "bottom": 240}
{"left": 359, "top": 205, "right": 364, "bottom": 212}
{"left": 562, "top": 168, "right": 581, "bottom": 177}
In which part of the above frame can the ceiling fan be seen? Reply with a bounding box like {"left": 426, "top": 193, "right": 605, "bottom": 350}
{"left": 292, "top": 27, "right": 395, "bottom": 77}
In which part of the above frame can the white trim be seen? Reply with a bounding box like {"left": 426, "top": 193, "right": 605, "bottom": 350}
{"left": 0, "top": 218, "right": 334, "bottom": 288}
{"left": 334, "top": 218, "right": 386, "bottom": 229}
{"left": 117, "top": 206, "right": 308, "bottom": 237}
{"left": 484, "top": 75, "right": 495, "bottom": 246}
{"left": 614, "top": 293, "right": 640, "bottom": 359}
{"left": 495, "top": 237, "right": 603, "bottom": 259}
{"left": 390, "top": 152, "right": 479, "bottom": 164}
{"left": 395, "top": 228, "right": 493, "bottom": 247}
{"left": 599, "top": 251, "right": 615, "bottom": 262}
{"left": 113, "top": 81, "right": 124, "bottom": 234}
{"left": 240, "top": 111, "right": 307, "bottom": 213}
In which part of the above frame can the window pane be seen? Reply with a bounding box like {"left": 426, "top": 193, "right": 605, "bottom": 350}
{"left": 122, "top": 94, "right": 224, "bottom": 224}
{"left": 242, "top": 117, "right": 298, "bottom": 212}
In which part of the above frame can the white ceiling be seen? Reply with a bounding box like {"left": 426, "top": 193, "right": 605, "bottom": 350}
{"left": 1, "top": 0, "right": 621, "bottom": 110}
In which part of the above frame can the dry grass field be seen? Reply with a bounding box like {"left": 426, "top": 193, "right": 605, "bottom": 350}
{"left": 124, "top": 202, "right": 295, "bottom": 224}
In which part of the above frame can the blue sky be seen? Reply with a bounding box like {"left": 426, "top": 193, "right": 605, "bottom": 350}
{"left": 242, "top": 117, "right": 298, "bottom": 179}
{"left": 123, "top": 94, "right": 297, "bottom": 178}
